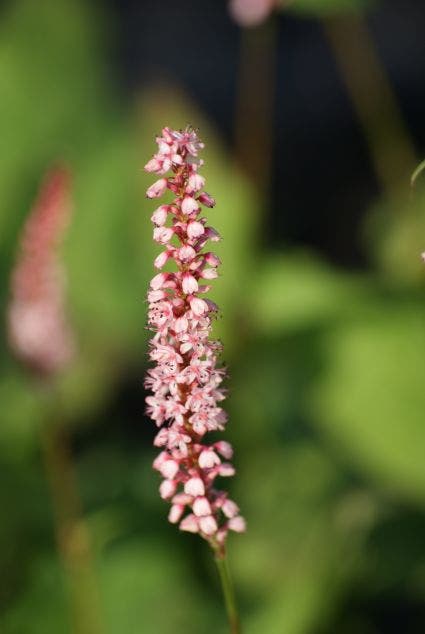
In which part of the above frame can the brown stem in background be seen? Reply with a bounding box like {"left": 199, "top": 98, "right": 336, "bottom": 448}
{"left": 40, "top": 395, "right": 104, "bottom": 634}
{"left": 234, "top": 19, "right": 278, "bottom": 201}
{"left": 322, "top": 14, "right": 417, "bottom": 198}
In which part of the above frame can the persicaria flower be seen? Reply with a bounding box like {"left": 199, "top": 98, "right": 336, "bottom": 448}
{"left": 144, "top": 126, "right": 245, "bottom": 552}
{"left": 7, "top": 166, "right": 75, "bottom": 377}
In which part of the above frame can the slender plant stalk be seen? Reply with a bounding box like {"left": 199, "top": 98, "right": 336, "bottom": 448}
{"left": 41, "top": 392, "right": 104, "bottom": 634}
{"left": 322, "top": 14, "right": 417, "bottom": 198}
{"left": 214, "top": 553, "right": 241, "bottom": 634}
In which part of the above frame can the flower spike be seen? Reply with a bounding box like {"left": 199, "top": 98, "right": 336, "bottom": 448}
{"left": 144, "top": 126, "right": 245, "bottom": 552}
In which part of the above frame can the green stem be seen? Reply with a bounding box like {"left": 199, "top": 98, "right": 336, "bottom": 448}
{"left": 214, "top": 552, "right": 241, "bottom": 634}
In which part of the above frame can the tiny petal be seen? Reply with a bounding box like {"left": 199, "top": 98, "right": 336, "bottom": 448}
{"left": 153, "top": 226, "right": 174, "bottom": 244}
{"left": 198, "top": 192, "right": 215, "bottom": 207}
{"left": 150, "top": 272, "right": 169, "bottom": 290}
{"left": 199, "top": 449, "right": 221, "bottom": 468}
{"left": 177, "top": 245, "right": 196, "bottom": 263}
{"left": 228, "top": 516, "right": 246, "bottom": 532}
{"left": 144, "top": 158, "right": 161, "bottom": 172}
{"left": 215, "top": 441, "right": 233, "bottom": 459}
{"left": 168, "top": 504, "right": 185, "bottom": 524}
{"left": 152, "top": 451, "right": 168, "bottom": 470}
{"left": 180, "top": 514, "right": 199, "bottom": 533}
{"left": 151, "top": 205, "right": 169, "bottom": 226}
{"left": 160, "top": 459, "right": 179, "bottom": 479}
{"left": 146, "top": 178, "right": 167, "bottom": 198}
{"left": 159, "top": 479, "right": 177, "bottom": 499}
{"left": 187, "top": 221, "right": 205, "bottom": 239}
{"left": 189, "top": 297, "right": 208, "bottom": 316}
{"left": 222, "top": 499, "right": 239, "bottom": 518}
{"left": 199, "top": 515, "right": 218, "bottom": 535}
{"left": 204, "top": 252, "right": 221, "bottom": 267}
{"left": 184, "top": 477, "right": 205, "bottom": 496}
{"left": 181, "top": 196, "right": 199, "bottom": 214}
{"left": 201, "top": 268, "right": 218, "bottom": 280}
{"left": 187, "top": 173, "right": 205, "bottom": 193}
{"left": 154, "top": 250, "right": 171, "bottom": 269}
{"left": 193, "top": 496, "right": 212, "bottom": 516}
{"left": 174, "top": 316, "right": 189, "bottom": 333}
{"left": 218, "top": 463, "right": 236, "bottom": 477}
{"left": 182, "top": 273, "right": 199, "bottom": 294}
{"left": 147, "top": 289, "right": 166, "bottom": 302}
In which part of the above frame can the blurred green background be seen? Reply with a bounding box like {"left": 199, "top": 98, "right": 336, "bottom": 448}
{"left": 1, "top": 0, "right": 425, "bottom": 632}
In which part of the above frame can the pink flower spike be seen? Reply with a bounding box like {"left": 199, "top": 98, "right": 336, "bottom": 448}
{"left": 184, "top": 477, "right": 205, "bottom": 497}
{"left": 7, "top": 166, "right": 75, "bottom": 377}
{"left": 146, "top": 178, "right": 168, "bottom": 198}
{"left": 144, "top": 125, "right": 245, "bottom": 549}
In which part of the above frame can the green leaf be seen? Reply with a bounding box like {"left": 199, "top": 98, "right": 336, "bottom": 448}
{"left": 249, "top": 252, "right": 366, "bottom": 335}
{"left": 310, "top": 304, "right": 425, "bottom": 501}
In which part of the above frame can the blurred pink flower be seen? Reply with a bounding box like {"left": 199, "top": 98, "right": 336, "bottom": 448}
{"left": 144, "top": 126, "right": 245, "bottom": 552}
{"left": 229, "top": 0, "right": 276, "bottom": 27}
{"left": 8, "top": 167, "right": 75, "bottom": 377}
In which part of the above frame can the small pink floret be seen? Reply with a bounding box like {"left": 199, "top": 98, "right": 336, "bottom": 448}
{"left": 189, "top": 297, "right": 208, "bottom": 316}
{"left": 193, "top": 496, "right": 212, "bottom": 517}
{"left": 181, "top": 196, "right": 199, "bottom": 214}
{"left": 168, "top": 504, "right": 185, "bottom": 524}
{"left": 198, "top": 449, "right": 221, "bottom": 468}
{"left": 146, "top": 178, "right": 168, "bottom": 198}
{"left": 222, "top": 499, "right": 239, "bottom": 518}
{"left": 187, "top": 221, "right": 205, "bottom": 239}
{"left": 180, "top": 514, "right": 199, "bottom": 533}
{"left": 159, "top": 479, "right": 177, "bottom": 499}
{"left": 182, "top": 273, "right": 199, "bottom": 295}
{"left": 184, "top": 477, "right": 205, "bottom": 496}
{"left": 199, "top": 515, "right": 218, "bottom": 535}
{"left": 151, "top": 205, "right": 169, "bottom": 226}
{"left": 228, "top": 516, "right": 246, "bottom": 533}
